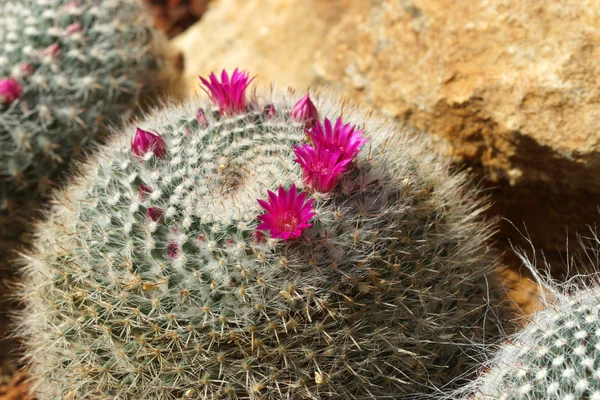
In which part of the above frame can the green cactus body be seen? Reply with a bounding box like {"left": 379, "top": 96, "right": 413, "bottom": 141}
{"left": 453, "top": 283, "right": 600, "bottom": 400}
{"left": 20, "top": 88, "right": 509, "bottom": 399}
{"left": 0, "top": 0, "right": 176, "bottom": 200}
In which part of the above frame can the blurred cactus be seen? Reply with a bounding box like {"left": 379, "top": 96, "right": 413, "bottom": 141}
{"left": 0, "top": 0, "right": 180, "bottom": 203}
{"left": 20, "top": 70, "right": 510, "bottom": 398}
{"left": 451, "top": 270, "right": 600, "bottom": 400}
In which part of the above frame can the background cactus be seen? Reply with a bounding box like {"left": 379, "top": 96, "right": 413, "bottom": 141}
{"left": 19, "top": 72, "right": 512, "bottom": 399}
{"left": 0, "top": 0, "right": 180, "bottom": 203}
{"left": 450, "top": 261, "right": 600, "bottom": 400}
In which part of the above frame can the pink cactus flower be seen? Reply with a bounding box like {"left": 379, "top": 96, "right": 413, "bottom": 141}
{"left": 307, "top": 117, "right": 368, "bottom": 161}
{"left": 292, "top": 93, "right": 318, "bottom": 126}
{"left": 199, "top": 68, "right": 254, "bottom": 115}
{"left": 21, "top": 63, "right": 35, "bottom": 76}
{"left": 131, "top": 128, "right": 167, "bottom": 158}
{"left": 148, "top": 207, "right": 164, "bottom": 222}
{"left": 0, "top": 78, "right": 22, "bottom": 104}
{"left": 294, "top": 144, "right": 352, "bottom": 192}
{"left": 257, "top": 184, "right": 315, "bottom": 241}
{"left": 64, "top": 1, "right": 79, "bottom": 10}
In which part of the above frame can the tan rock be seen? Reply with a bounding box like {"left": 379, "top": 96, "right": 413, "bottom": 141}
{"left": 172, "top": 0, "right": 367, "bottom": 95}
{"left": 313, "top": 0, "right": 600, "bottom": 272}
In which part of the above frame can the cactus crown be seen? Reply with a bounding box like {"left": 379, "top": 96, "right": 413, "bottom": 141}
{"left": 0, "top": 0, "right": 175, "bottom": 200}
{"left": 20, "top": 71, "right": 508, "bottom": 399}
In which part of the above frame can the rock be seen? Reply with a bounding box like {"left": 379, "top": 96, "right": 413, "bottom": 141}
{"left": 144, "top": 0, "right": 212, "bottom": 37}
{"left": 0, "top": 373, "right": 32, "bottom": 400}
{"left": 171, "top": 0, "right": 367, "bottom": 94}
{"left": 313, "top": 0, "right": 600, "bottom": 274}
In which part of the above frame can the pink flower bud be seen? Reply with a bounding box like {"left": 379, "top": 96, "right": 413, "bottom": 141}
{"left": 292, "top": 94, "right": 318, "bottom": 126}
{"left": 21, "top": 63, "right": 35, "bottom": 76}
{"left": 196, "top": 108, "right": 208, "bottom": 127}
{"left": 264, "top": 104, "right": 276, "bottom": 119}
{"left": 138, "top": 185, "right": 152, "bottom": 201}
{"left": 64, "top": 1, "right": 79, "bottom": 10}
{"left": 148, "top": 207, "right": 163, "bottom": 222}
{"left": 168, "top": 243, "right": 179, "bottom": 258}
{"left": 0, "top": 78, "right": 22, "bottom": 104}
{"left": 67, "top": 22, "right": 83, "bottom": 35}
{"left": 131, "top": 128, "right": 167, "bottom": 158}
{"left": 251, "top": 230, "right": 267, "bottom": 244}
{"left": 44, "top": 43, "right": 61, "bottom": 57}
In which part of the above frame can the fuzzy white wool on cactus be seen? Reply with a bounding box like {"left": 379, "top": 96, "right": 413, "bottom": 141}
{"left": 19, "top": 70, "right": 511, "bottom": 399}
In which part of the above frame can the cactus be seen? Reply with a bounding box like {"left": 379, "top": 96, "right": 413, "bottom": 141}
{"left": 19, "top": 70, "right": 511, "bottom": 399}
{"left": 0, "top": 0, "right": 179, "bottom": 202}
{"left": 450, "top": 265, "right": 600, "bottom": 400}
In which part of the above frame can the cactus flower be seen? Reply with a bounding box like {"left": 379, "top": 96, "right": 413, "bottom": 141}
{"left": 292, "top": 93, "right": 318, "bottom": 126}
{"left": 257, "top": 184, "right": 315, "bottom": 240}
{"left": 131, "top": 127, "right": 166, "bottom": 158}
{"left": 308, "top": 117, "right": 368, "bottom": 161}
{"left": 199, "top": 68, "right": 254, "bottom": 114}
{"left": 0, "top": 78, "right": 22, "bottom": 104}
{"left": 294, "top": 144, "right": 351, "bottom": 192}
{"left": 147, "top": 206, "right": 163, "bottom": 222}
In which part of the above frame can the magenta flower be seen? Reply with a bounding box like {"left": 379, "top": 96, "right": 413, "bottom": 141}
{"left": 257, "top": 184, "right": 315, "bottom": 240}
{"left": 294, "top": 144, "right": 351, "bottom": 192}
{"left": 292, "top": 93, "right": 318, "bottom": 126}
{"left": 199, "top": 68, "right": 254, "bottom": 115}
{"left": 131, "top": 128, "right": 167, "bottom": 158}
{"left": 308, "top": 117, "right": 368, "bottom": 161}
{"left": 0, "top": 78, "right": 22, "bottom": 104}
{"left": 148, "top": 207, "right": 164, "bottom": 222}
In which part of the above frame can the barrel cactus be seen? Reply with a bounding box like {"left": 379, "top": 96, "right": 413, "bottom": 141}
{"left": 19, "top": 69, "right": 511, "bottom": 399}
{"left": 451, "top": 271, "right": 600, "bottom": 400}
{"left": 0, "top": 0, "right": 180, "bottom": 202}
